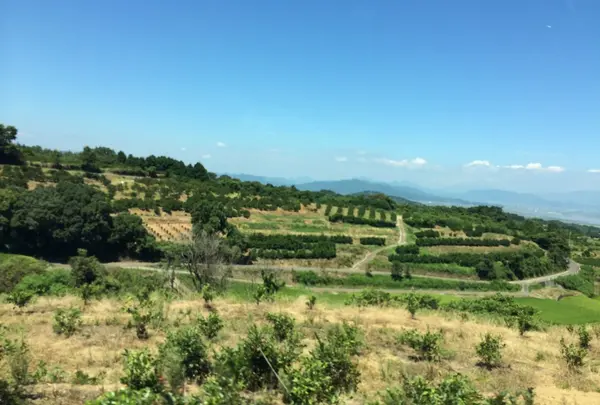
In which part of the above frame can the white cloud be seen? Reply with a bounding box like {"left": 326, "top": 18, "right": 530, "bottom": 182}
{"left": 588, "top": 169, "right": 600, "bottom": 173}
{"left": 546, "top": 25, "right": 552, "bottom": 28}
{"left": 525, "top": 162, "right": 543, "bottom": 170}
{"left": 335, "top": 156, "right": 348, "bottom": 162}
{"left": 503, "top": 162, "right": 564, "bottom": 172}
{"left": 216, "top": 142, "right": 226, "bottom": 147}
{"left": 412, "top": 157, "right": 427, "bottom": 166}
{"left": 466, "top": 160, "right": 491, "bottom": 167}
{"left": 181, "top": 147, "right": 187, "bottom": 151}
{"left": 376, "top": 157, "right": 427, "bottom": 168}
{"left": 201, "top": 154, "right": 211, "bottom": 159}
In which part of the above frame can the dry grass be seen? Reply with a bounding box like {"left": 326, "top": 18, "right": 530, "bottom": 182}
{"left": 2, "top": 294, "right": 600, "bottom": 404}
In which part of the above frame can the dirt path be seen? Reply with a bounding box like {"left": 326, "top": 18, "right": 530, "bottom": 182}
{"left": 351, "top": 216, "right": 405, "bottom": 270}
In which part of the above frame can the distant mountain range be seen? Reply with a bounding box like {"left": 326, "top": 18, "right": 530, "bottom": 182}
{"left": 225, "top": 174, "right": 600, "bottom": 226}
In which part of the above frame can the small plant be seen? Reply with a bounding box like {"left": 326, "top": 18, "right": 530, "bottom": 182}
{"left": 72, "top": 369, "right": 105, "bottom": 385}
{"left": 397, "top": 328, "right": 443, "bottom": 362}
{"left": 79, "top": 283, "right": 98, "bottom": 306}
{"left": 122, "top": 293, "right": 164, "bottom": 340}
{"left": 200, "top": 375, "right": 244, "bottom": 405}
{"left": 201, "top": 284, "right": 215, "bottom": 309}
{"left": 475, "top": 333, "right": 505, "bottom": 369}
{"left": 8, "top": 338, "right": 31, "bottom": 388}
{"left": 253, "top": 285, "right": 266, "bottom": 305}
{"left": 120, "top": 348, "right": 162, "bottom": 391}
{"left": 515, "top": 311, "right": 536, "bottom": 336}
{"left": 261, "top": 269, "right": 285, "bottom": 299}
{"left": 197, "top": 312, "right": 224, "bottom": 340}
{"left": 266, "top": 312, "right": 296, "bottom": 342}
{"left": 577, "top": 325, "right": 591, "bottom": 349}
{"left": 306, "top": 295, "right": 317, "bottom": 310}
{"left": 560, "top": 338, "right": 587, "bottom": 370}
{"left": 52, "top": 307, "right": 83, "bottom": 337}
{"left": 158, "top": 345, "right": 185, "bottom": 394}
{"left": 282, "top": 358, "right": 337, "bottom": 405}
{"left": 6, "top": 290, "right": 34, "bottom": 309}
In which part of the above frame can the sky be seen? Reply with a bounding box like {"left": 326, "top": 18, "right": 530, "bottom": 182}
{"left": 2, "top": 0, "right": 600, "bottom": 193}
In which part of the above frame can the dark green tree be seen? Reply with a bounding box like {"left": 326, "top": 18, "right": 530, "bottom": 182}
{"left": 0, "top": 123, "right": 23, "bottom": 164}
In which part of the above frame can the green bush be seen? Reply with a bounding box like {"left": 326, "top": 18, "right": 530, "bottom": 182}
{"left": 6, "top": 290, "right": 34, "bottom": 309}
{"left": 380, "top": 374, "right": 482, "bottom": 405}
{"left": 282, "top": 358, "right": 336, "bottom": 405}
{"left": 577, "top": 325, "right": 591, "bottom": 349}
{"left": 266, "top": 312, "right": 296, "bottom": 342}
{"left": 475, "top": 333, "right": 505, "bottom": 368}
{"left": 159, "top": 325, "right": 211, "bottom": 384}
{"left": 555, "top": 274, "right": 595, "bottom": 297}
{"left": 13, "top": 269, "right": 74, "bottom": 296}
{"left": 196, "top": 312, "right": 223, "bottom": 341}
{"left": 120, "top": 348, "right": 162, "bottom": 392}
{"left": 397, "top": 329, "right": 443, "bottom": 362}
{"left": 560, "top": 338, "right": 587, "bottom": 370}
{"left": 306, "top": 295, "right": 317, "bottom": 310}
{"left": 311, "top": 328, "right": 360, "bottom": 394}
{"left": 214, "top": 325, "right": 300, "bottom": 391}
{"left": 0, "top": 254, "right": 48, "bottom": 293}
{"left": 52, "top": 307, "right": 83, "bottom": 337}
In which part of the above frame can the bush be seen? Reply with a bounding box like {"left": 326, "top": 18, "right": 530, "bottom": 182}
{"left": 0, "top": 254, "right": 48, "bottom": 293}
{"left": 381, "top": 374, "right": 482, "bottom": 404}
{"left": 69, "top": 249, "right": 105, "bottom": 287}
{"left": 560, "top": 338, "right": 587, "bottom": 370}
{"left": 306, "top": 295, "right": 317, "bottom": 310}
{"left": 6, "top": 290, "right": 34, "bottom": 309}
{"left": 282, "top": 358, "right": 336, "bottom": 405}
{"left": 397, "top": 328, "right": 443, "bottom": 362}
{"left": 359, "top": 237, "right": 386, "bottom": 246}
{"left": 13, "top": 269, "right": 74, "bottom": 296}
{"left": 475, "top": 333, "right": 504, "bottom": 368}
{"left": 122, "top": 292, "right": 164, "bottom": 340}
{"left": 578, "top": 325, "right": 591, "bottom": 349}
{"left": 266, "top": 312, "right": 296, "bottom": 342}
{"left": 214, "top": 325, "right": 300, "bottom": 391}
{"left": 120, "top": 348, "right": 162, "bottom": 392}
{"left": 160, "top": 325, "right": 211, "bottom": 384}
{"left": 52, "top": 307, "right": 83, "bottom": 337}
{"left": 555, "top": 274, "right": 595, "bottom": 297}
{"left": 196, "top": 312, "right": 223, "bottom": 341}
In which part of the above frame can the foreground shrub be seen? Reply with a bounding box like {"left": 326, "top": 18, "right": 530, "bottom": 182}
{"left": 122, "top": 290, "right": 164, "bottom": 340}
{"left": 214, "top": 325, "right": 300, "bottom": 391}
{"left": 52, "top": 307, "right": 83, "bottom": 337}
{"left": 266, "top": 312, "right": 296, "bottom": 342}
{"left": 397, "top": 329, "right": 443, "bottom": 362}
{"left": 159, "top": 325, "right": 211, "bottom": 384}
{"left": 196, "top": 312, "right": 223, "bottom": 341}
{"left": 14, "top": 269, "right": 73, "bottom": 297}
{"left": 120, "top": 348, "right": 162, "bottom": 392}
{"left": 476, "top": 333, "right": 505, "bottom": 369}
{"left": 6, "top": 290, "right": 34, "bottom": 309}
{"left": 577, "top": 325, "right": 592, "bottom": 349}
{"left": 560, "top": 338, "right": 587, "bottom": 370}
{"left": 377, "top": 373, "right": 534, "bottom": 405}
{"left": 282, "top": 358, "right": 337, "bottom": 405}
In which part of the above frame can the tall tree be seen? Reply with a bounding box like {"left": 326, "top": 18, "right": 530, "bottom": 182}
{"left": 0, "top": 124, "right": 23, "bottom": 164}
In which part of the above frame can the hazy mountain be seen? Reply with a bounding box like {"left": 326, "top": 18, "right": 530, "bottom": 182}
{"left": 294, "top": 179, "right": 472, "bottom": 205}
{"left": 224, "top": 173, "right": 312, "bottom": 186}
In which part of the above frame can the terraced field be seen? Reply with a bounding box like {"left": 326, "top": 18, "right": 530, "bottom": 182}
{"left": 130, "top": 209, "right": 193, "bottom": 241}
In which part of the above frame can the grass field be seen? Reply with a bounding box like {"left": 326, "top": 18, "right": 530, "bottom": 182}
{"left": 421, "top": 245, "right": 524, "bottom": 254}
{"left": 515, "top": 295, "right": 600, "bottom": 325}
{"left": 3, "top": 286, "right": 600, "bottom": 404}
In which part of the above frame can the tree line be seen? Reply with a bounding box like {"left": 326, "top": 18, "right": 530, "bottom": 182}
{"left": 328, "top": 213, "right": 396, "bottom": 228}
{"left": 415, "top": 237, "right": 511, "bottom": 247}
{"left": 359, "top": 237, "right": 386, "bottom": 246}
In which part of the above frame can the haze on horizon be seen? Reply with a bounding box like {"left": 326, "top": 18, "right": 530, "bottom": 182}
{"left": 2, "top": 0, "right": 600, "bottom": 193}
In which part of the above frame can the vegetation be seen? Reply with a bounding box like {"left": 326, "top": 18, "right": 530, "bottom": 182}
{"left": 359, "top": 237, "right": 386, "bottom": 246}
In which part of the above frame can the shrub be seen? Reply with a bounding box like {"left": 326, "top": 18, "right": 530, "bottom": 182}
{"left": 160, "top": 325, "right": 211, "bottom": 384}
{"left": 0, "top": 254, "right": 47, "bottom": 293}
{"left": 475, "top": 333, "right": 505, "bottom": 368}
{"left": 282, "top": 358, "right": 336, "bottom": 405}
{"left": 72, "top": 370, "right": 104, "bottom": 385}
{"left": 577, "top": 325, "right": 591, "bottom": 349}
{"left": 381, "top": 374, "right": 482, "bottom": 405}
{"left": 311, "top": 330, "right": 360, "bottom": 394}
{"left": 514, "top": 311, "right": 537, "bottom": 337}
{"left": 266, "top": 312, "right": 296, "bottom": 342}
{"left": 6, "top": 290, "right": 34, "bottom": 309}
{"left": 120, "top": 348, "right": 162, "bottom": 391}
{"left": 7, "top": 338, "right": 31, "bottom": 388}
{"left": 201, "top": 284, "right": 215, "bottom": 309}
{"left": 359, "top": 237, "right": 386, "bottom": 246}
{"left": 122, "top": 292, "right": 164, "bottom": 340}
{"left": 555, "top": 274, "right": 595, "bottom": 297}
{"left": 306, "top": 295, "right": 317, "bottom": 310}
{"left": 69, "top": 249, "right": 105, "bottom": 287}
{"left": 196, "top": 312, "right": 223, "bottom": 341}
{"left": 397, "top": 328, "right": 443, "bottom": 362}
{"left": 560, "top": 338, "right": 587, "bottom": 370}
{"left": 14, "top": 269, "right": 74, "bottom": 296}
{"left": 52, "top": 307, "right": 83, "bottom": 337}
{"left": 199, "top": 375, "right": 244, "bottom": 405}
{"left": 214, "top": 325, "right": 300, "bottom": 391}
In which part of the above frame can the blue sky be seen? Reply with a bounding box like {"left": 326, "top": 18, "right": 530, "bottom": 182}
{"left": 2, "top": 0, "right": 600, "bottom": 192}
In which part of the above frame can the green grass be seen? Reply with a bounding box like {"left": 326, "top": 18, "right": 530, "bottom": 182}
{"left": 515, "top": 295, "right": 600, "bottom": 325}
